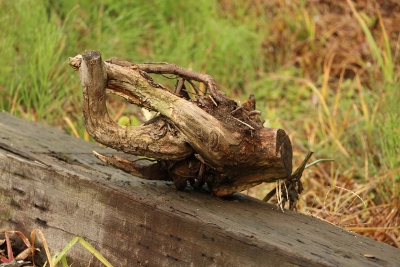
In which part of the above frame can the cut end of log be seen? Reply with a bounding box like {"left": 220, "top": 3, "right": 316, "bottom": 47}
{"left": 257, "top": 128, "right": 293, "bottom": 178}
{"left": 276, "top": 129, "right": 293, "bottom": 178}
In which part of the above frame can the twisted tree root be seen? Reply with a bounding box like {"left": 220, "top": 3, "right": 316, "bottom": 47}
{"left": 69, "top": 50, "right": 297, "bottom": 197}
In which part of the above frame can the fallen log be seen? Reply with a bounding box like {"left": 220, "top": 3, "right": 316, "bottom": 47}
{"left": 68, "top": 50, "right": 294, "bottom": 198}
{"left": 1, "top": 112, "right": 399, "bottom": 266}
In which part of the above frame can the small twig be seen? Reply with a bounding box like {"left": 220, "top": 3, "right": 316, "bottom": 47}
{"left": 185, "top": 79, "right": 202, "bottom": 95}
{"left": 248, "top": 110, "right": 262, "bottom": 116}
{"left": 262, "top": 187, "right": 277, "bottom": 202}
{"left": 160, "top": 74, "right": 179, "bottom": 79}
{"left": 231, "top": 106, "right": 242, "bottom": 114}
{"left": 175, "top": 78, "right": 185, "bottom": 95}
{"left": 263, "top": 152, "right": 314, "bottom": 204}
{"left": 136, "top": 63, "right": 228, "bottom": 102}
{"left": 290, "top": 151, "right": 314, "bottom": 181}
{"left": 194, "top": 153, "right": 207, "bottom": 164}
{"left": 232, "top": 117, "right": 255, "bottom": 130}
{"left": 276, "top": 180, "right": 284, "bottom": 212}
{"left": 209, "top": 95, "right": 218, "bottom": 106}
{"left": 284, "top": 181, "right": 289, "bottom": 208}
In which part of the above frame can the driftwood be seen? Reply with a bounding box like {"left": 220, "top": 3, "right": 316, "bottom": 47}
{"left": 68, "top": 50, "right": 298, "bottom": 200}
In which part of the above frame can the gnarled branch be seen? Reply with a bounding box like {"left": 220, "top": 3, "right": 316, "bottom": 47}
{"left": 69, "top": 50, "right": 293, "bottom": 196}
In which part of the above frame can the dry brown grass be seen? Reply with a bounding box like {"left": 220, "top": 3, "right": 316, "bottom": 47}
{"left": 236, "top": 0, "right": 400, "bottom": 248}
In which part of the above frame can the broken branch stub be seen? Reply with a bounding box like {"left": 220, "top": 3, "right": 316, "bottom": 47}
{"left": 68, "top": 50, "right": 293, "bottom": 196}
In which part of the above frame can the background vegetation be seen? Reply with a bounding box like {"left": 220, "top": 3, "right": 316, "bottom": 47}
{"left": 0, "top": 0, "right": 398, "bottom": 248}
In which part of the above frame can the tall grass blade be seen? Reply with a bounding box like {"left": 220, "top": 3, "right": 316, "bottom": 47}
{"left": 346, "top": 0, "right": 393, "bottom": 83}
{"left": 78, "top": 238, "right": 114, "bottom": 267}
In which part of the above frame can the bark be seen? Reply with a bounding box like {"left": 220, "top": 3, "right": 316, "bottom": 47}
{"left": 68, "top": 50, "right": 293, "bottom": 196}
{"left": 77, "top": 51, "right": 193, "bottom": 161}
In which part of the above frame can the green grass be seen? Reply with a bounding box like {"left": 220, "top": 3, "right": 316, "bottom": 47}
{"left": 49, "top": 236, "right": 113, "bottom": 267}
{"left": 0, "top": 1, "right": 68, "bottom": 122}
{"left": 1, "top": 229, "right": 112, "bottom": 266}
{"left": 1, "top": 0, "right": 399, "bottom": 249}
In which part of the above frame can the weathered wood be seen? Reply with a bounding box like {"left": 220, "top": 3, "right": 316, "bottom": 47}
{"left": 0, "top": 112, "right": 399, "bottom": 267}
{"left": 69, "top": 51, "right": 293, "bottom": 196}
{"left": 78, "top": 52, "right": 193, "bottom": 161}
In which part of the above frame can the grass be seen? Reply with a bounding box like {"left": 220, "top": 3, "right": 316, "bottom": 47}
{"left": 0, "top": 0, "right": 399, "bottom": 256}
{"left": 1, "top": 229, "right": 112, "bottom": 266}
{"left": 49, "top": 236, "right": 112, "bottom": 267}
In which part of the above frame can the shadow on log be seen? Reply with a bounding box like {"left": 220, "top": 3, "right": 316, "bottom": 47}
{"left": 68, "top": 50, "right": 295, "bottom": 198}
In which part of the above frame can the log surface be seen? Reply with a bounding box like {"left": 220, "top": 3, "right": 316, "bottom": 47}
{"left": 0, "top": 112, "right": 399, "bottom": 267}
